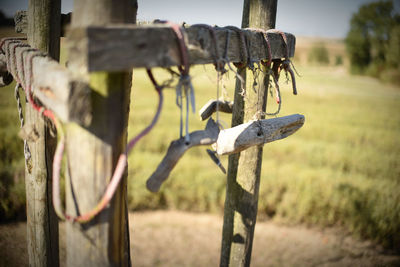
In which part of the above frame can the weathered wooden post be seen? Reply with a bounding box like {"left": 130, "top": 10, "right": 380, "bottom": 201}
{"left": 65, "top": 0, "right": 137, "bottom": 265}
{"left": 25, "top": 0, "right": 60, "bottom": 266}
{"left": 220, "top": 0, "right": 278, "bottom": 266}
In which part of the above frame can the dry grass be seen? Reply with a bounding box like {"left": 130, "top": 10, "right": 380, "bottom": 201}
{"left": 294, "top": 36, "right": 347, "bottom": 66}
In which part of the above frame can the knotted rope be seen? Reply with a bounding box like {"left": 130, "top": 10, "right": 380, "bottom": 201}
{"left": 14, "top": 83, "right": 32, "bottom": 167}
{"left": 223, "top": 26, "right": 250, "bottom": 70}
{"left": 1, "top": 38, "right": 34, "bottom": 170}
{"left": 245, "top": 28, "right": 281, "bottom": 116}
{"left": 1, "top": 38, "right": 164, "bottom": 223}
{"left": 52, "top": 70, "right": 164, "bottom": 222}
{"left": 192, "top": 24, "right": 226, "bottom": 74}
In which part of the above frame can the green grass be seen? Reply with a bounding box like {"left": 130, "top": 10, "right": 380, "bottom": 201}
{"left": 127, "top": 64, "right": 400, "bottom": 249}
{"left": 0, "top": 82, "right": 26, "bottom": 221}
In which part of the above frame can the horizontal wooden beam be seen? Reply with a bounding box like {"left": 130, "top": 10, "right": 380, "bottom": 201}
{"left": 14, "top": 10, "right": 71, "bottom": 36}
{"left": 1, "top": 40, "right": 91, "bottom": 125}
{"left": 67, "top": 24, "right": 296, "bottom": 72}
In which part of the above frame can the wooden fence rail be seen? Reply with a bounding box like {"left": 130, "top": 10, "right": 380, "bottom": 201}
{"left": 68, "top": 25, "right": 295, "bottom": 71}
{"left": 0, "top": 40, "right": 91, "bottom": 125}
{"left": 2, "top": 24, "right": 295, "bottom": 127}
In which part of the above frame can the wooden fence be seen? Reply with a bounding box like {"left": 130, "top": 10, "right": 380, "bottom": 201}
{"left": 0, "top": 0, "right": 304, "bottom": 266}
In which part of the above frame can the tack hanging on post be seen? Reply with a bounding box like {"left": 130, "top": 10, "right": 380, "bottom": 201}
{"left": 199, "top": 99, "right": 233, "bottom": 121}
{"left": 0, "top": 39, "right": 91, "bottom": 125}
{"left": 146, "top": 118, "right": 220, "bottom": 193}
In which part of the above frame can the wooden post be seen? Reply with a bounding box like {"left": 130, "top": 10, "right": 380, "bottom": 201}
{"left": 220, "top": 0, "right": 277, "bottom": 266}
{"left": 65, "top": 0, "right": 137, "bottom": 266}
{"left": 25, "top": 0, "right": 60, "bottom": 266}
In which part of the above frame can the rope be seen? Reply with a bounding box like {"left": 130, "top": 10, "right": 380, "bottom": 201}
{"left": 0, "top": 37, "right": 27, "bottom": 54}
{"left": 223, "top": 26, "right": 249, "bottom": 69}
{"left": 219, "top": 29, "right": 246, "bottom": 95}
{"left": 264, "top": 64, "right": 281, "bottom": 116}
{"left": 243, "top": 29, "right": 256, "bottom": 71}
{"left": 11, "top": 43, "right": 30, "bottom": 85}
{"left": 52, "top": 69, "right": 164, "bottom": 223}
{"left": 243, "top": 28, "right": 281, "bottom": 116}
{"left": 4, "top": 40, "right": 23, "bottom": 81}
{"left": 191, "top": 24, "right": 226, "bottom": 73}
{"left": 192, "top": 24, "right": 230, "bottom": 129}
{"left": 1, "top": 39, "right": 45, "bottom": 173}
{"left": 245, "top": 28, "right": 273, "bottom": 68}
{"left": 14, "top": 83, "right": 32, "bottom": 167}
{"left": 0, "top": 26, "right": 298, "bottom": 223}
{"left": 154, "top": 20, "right": 190, "bottom": 75}
{"left": 19, "top": 48, "right": 36, "bottom": 89}
{"left": 1, "top": 38, "right": 164, "bottom": 223}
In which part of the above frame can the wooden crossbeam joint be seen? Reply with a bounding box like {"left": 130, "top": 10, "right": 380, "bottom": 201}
{"left": 0, "top": 39, "right": 91, "bottom": 125}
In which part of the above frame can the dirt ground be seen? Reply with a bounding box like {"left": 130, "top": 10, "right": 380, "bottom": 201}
{"left": 1, "top": 211, "right": 399, "bottom": 267}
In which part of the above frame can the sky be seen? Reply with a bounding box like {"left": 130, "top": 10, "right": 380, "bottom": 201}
{"left": 1, "top": 0, "right": 399, "bottom": 38}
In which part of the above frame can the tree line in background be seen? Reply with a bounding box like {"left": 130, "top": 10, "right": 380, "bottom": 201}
{"left": 0, "top": 11, "right": 14, "bottom": 27}
{"left": 346, "top": 0, "right": 400, "bottom": 84}
{"left": 307, "top": 42, "right": 343, "bottom": 66}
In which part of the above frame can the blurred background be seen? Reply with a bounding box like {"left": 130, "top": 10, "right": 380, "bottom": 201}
{"left": 0, "top": 0, "right": 399, "bottom": 266}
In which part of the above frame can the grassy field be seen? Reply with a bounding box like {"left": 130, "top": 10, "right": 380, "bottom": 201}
{"left": 0, "top": 29, "right": 399, "bottom": 250}
{"left": 127, "top": 55, "right": 400, "bottom": 250}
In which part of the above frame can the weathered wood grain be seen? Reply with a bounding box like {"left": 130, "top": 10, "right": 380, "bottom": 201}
{"left": 67, "top": 24, "right": 295, "bottom": 72}
{"left": 220, "top": 0, "right": 280, "bottom": 266}
{"left": 146, "top": 118, "right": 220, "bottom": 192}
{"left": 25, "top": 0, "right": 60, "bottom": 266}
{"left": 65, "top": 0, "right": 137, "bottom": 266}
{"left": 1, "top": 40, "right": 91, "bottom": 125}
{"left": 14, "top": 10, "right": 28, "bottom": 35}
{"left": 199, "top": 99, "right": 234, "bottom": 121}
{"left": 216, "top": 114, "right": 304, "bottom": 155}
{"left": 14, "top": 10, "right": 71, "bottom": 36}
